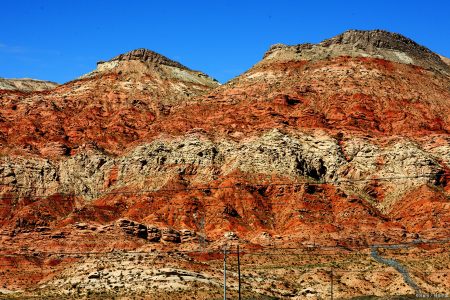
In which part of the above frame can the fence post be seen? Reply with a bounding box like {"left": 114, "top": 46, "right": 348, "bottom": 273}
{"left": 330, "top": 267, "right": 334, "bottom": 300}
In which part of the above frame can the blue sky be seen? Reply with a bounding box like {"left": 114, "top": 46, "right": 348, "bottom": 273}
{"left": 1, "top": 0, "right": 449, "bottom": 83}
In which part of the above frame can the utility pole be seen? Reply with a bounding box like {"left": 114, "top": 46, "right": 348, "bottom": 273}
{"left": 330, "top": 267, "right": 334, "bottom": 300}
{"left": 238, "top": 244, "right": 241, "bottom": 300}
{"left": 223, "top": 246, "right": 227, "bottom": 300}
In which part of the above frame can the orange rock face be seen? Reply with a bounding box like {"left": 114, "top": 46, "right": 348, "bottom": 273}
{"left": 0, "top": 30, "right": 449, "bottom": 296}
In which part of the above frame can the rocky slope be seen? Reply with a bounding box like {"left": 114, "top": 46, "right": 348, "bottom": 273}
{"left": 440, "top": 54, "right": 450, "bottom": 67}
{"left": 0, "top": 77, "right": 58, "bottom": 92}
{"left": 264, "top": 30, "right": 449, "bottom": 73}
{"left": 0, "top": 30, "right": 449, "bottom": 298}
{"left": 0, "top": 48, "right": 219, "bottom": 157}
{"left": 170, "top": 30, "right": 450, "bottom": 139}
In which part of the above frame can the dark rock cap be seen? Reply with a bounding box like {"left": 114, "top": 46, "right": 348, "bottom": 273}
{"left": 320, "top": 29, "right": 433, "bottom": 56}
{"left": 320, "top": 29, "right": 448, "bottom": 71}
{"left": 99, "top": 48, "right": 189, "bottom": 70}
{"left": 264, "top": 29, "right": 449, "bottom": 71}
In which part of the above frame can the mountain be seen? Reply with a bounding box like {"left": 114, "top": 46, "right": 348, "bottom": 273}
{"left": 0, "top": 30, "right": 449, "bottom": 298}
{"left": 166, "top": 29, "right": 449, "bottom": 137}
{"left": 0, "top": 48, "right": 219, "bottom": 157}
{"left": 78, "top": 48, "right": 219, "bottom": 98}
{"left": 0, "top": 77, "right": 58, "bottom": 92}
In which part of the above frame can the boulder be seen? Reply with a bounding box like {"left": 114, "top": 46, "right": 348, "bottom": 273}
{"left": 161, "top": 228, "right": 181, "bottom": 243}
{"left": 180, "top": 229, "right": 197, "bottom": 243}
{"left": 224, "top": 231, "right": 238, "bottom": 240}
{"left": 147, "top": 226, "right": 161, "bottom": 242}
{"left": 116, "top": 219, "right": 148, "bottom": 239}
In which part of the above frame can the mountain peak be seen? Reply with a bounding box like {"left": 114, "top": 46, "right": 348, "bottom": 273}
{"left": 263, "top": 29, "right": 449, "bottom": 73}
{"left": 320, "top": 29, "right": 433, "bottom": 55}
{"left": 80, "top": 48, "right": 219, "bottom": 85}
{"left": 104, "top": 48, "right": 189, "bottom": 70}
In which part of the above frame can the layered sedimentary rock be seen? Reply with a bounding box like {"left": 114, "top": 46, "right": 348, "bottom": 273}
{"left": 0, "top": 48, "right": 219, "bottom": 157}
{"left": 264, "top": 30, "right": 449, "bottom": 73}
{"left": 0, "top": 77, "right": 58, "bottom": 92}
{"left": 1, "top": 29, "right": 449, "bottom": 244}
{"left": 0, "top": 30, "right": 449, "bottom": 297}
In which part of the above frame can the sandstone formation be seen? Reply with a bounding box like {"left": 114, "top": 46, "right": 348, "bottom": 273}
{"left": 0, "top": 30, "right": 449, "bottom": 298}
{"left": 263, "top": 30, "right": 450, "bottom": 73}
{"left": 0, "top": 48, "right": 219, "bottom": 157}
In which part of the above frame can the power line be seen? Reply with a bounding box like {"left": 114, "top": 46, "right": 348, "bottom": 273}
{"left": 0, "top": 238, "right": 448, "bottom": 256}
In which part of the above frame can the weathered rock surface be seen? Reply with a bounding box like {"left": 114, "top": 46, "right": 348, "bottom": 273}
{"left": 0, "top": 48, "right": 219, "bottom": 158}
{"left": 0, "top": 77, "right": 58, "bottom": 92}
{"left": 104, "top": 48, "right": 190, "bottom": 70}
{"left": 0, "top": 30, "right": 449, "bottom": 298}
{"left": 80, "top": 48, "right": 218, "bottom": 88}
{"left": 36, "top": 253, "right": 220, "bottom": 298}
{"left": 117, "top": 219, "right": 148, "bottom": 239}
{"left": 1, "top": 130, "right": 447, "bottom": 253}
{"left": 114, "top": 219, "right": 197, "bottom": 244}
{"left": 440, "top": 54, "right": 450, "bottom": 67}
{"left": 263, "top": 29, "right": 450, "bottom": 73}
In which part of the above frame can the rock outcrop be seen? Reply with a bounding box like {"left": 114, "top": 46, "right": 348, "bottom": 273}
{"left": 117, "top": 219, "right": 149, "bottom": 239}
{"left": 79, "top": 48, "right": 218, "bottom": 89}
{"left": 115, "top": 219, "right": 196, "bottom": 244}
{"left": 0, "top": 48, "right": 219, "bottom": 158}
{"left": 263, "top": 29, "right": 450, "bottom": 73}
{"left": 0, "top": 77, "right": 58, "bottom": 92}
{"left": 104, "top": 48, "right": 189, "bottom": 70}
{"left": 0, "top": 30, "right": 449, "bottom": 298}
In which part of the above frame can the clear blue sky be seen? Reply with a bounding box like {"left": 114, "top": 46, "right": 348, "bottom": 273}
{"left": 1, "top": 0, "right": 449, "bottom": 84}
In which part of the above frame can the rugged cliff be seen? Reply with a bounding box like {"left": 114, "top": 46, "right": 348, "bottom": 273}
{"left": 0, "top": 30, "right": 449, "bottom": 298}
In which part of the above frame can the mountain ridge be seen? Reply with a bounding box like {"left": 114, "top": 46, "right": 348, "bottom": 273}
{"left": 77, "top": 47, "right": 218, "bottom": 87}
{"left": 0, "top": 29, "right": 449, "bottom": 298}
{"left": 0, "top": 77, "right": 59, "bottom": 92}
{"left": 262, "top": 29, "right": 450, "bottom": 73}
{"left": 102, "top": 48, "right": 190, "bottom": 70}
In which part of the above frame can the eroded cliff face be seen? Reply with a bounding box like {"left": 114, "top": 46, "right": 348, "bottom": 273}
{"left": 173, "top": 31, "right": 450, "bottom": 139}
{"left": 263, "top": 30, "right": 450, "bottom": 73}
{"left": 0, "top": 30, "right": 449, "bottom": 297}
{"left": 2, "top": 129, "right": 448, "bottom": 237}
{"left": 0, "top": 48, "right": 219, "bottom": 157}
{"left": 1, "top": 29, "right": 449, "bottom": 243}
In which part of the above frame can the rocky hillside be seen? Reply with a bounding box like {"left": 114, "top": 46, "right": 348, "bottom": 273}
{"left": 264, "top": 30, "right": 449, "bottom": 73}
{"left": 0, "top": 30, "right": 449, "bottom": 298}
{"left": 0, "top": 77, "right": 58, "bottom": 92}
{"left": 0, "top": 48, "right": 219, "bottom": 157}
{"left": 177, "top": 29, "right": 450, "bottom": 138}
